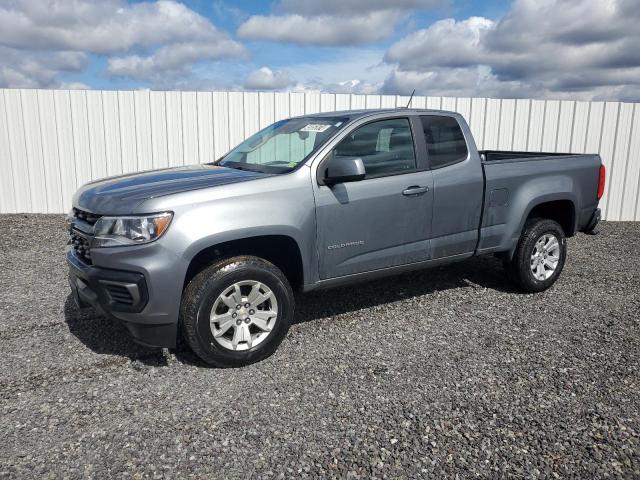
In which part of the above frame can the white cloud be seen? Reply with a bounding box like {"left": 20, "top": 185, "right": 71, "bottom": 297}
{"left": 59, "top": 81, "right": 91, "bottom": 90}
{"left": 238, "top": 11, "right": 405, "bottom": 46}
{"left": 277, "top": 0, "right": 444, "bottom": 16}
{"left": 385, "top": 17, "right": 494, "bottom": 70}
{"left": 0, "top": 0, "right": 245, "bottom": 87}
{"left": 382, "top": 66, "right": 536, "bottom": 99}
{"left": 0, "top": 46, "right": 86, "bottom": 88}
{"left": 0, "top": 0, "right": 237, "bottom": 54}
{"left": 2, "top": 0, "right": 638, "bottom": 101}
{"left": 238, "top": 0, "right": 444, "bottom": 46}
{"left": 285, "top": 49, "right": 390, "bottom": 93}
{"left": 383, "top": 0, "right": 640, "bottom": 100}
{"left": 108, "top": 40, "right": 246, "bottom": 82}
{"left": 212, "top": 1, "right": 249, "bottom": 24}
{"left": 235, "top": 50, "right": 388, "bottom": 94}
{"left": 293, "top": 79, "right": 381, "bottom": 95}
{"left": 243, "top": 67, "right": 293, "bottom": 90}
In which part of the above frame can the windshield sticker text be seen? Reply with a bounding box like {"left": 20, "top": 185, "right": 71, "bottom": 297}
{"left": 301, "top": 124, "right": 331, "bottom": 132}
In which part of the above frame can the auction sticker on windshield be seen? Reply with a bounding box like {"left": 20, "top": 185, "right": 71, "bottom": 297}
{"left": 301, "top": 124, "right": 331, "bottom": 132}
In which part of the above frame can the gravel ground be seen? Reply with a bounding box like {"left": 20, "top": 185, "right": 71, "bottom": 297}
{"left": 0, "top": 214, "right": 639, "bottom": 479}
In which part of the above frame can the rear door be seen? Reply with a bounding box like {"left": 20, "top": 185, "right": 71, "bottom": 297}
{"left": 420, "top": 114, "right": 484, "bottom": 258}
{"left": 315, "top": 116, "right": 434, "bottom": 279}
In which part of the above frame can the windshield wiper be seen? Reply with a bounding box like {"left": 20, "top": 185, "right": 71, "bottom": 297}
{"left": 220, "top": 163, "right": 266, "bottom": 173}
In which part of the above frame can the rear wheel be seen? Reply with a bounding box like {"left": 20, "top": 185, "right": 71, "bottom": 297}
{"left": 505, "top": 218, "right": 567, "bottom": 292}
{"left": 180, "top": 256, "right": 294, "bottom": 367}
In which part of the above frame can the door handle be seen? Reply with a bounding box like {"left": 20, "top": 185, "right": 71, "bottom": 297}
{"left": 402, "top": 185, "right": 429, "bottom": 196}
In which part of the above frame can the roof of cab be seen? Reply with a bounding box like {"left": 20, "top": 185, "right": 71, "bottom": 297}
{"left": 302, "top": 108, "right": 457, "bottom": 121}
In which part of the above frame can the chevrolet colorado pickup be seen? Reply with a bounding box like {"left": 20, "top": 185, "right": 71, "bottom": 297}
{"left": 67, "top": 108, "right": 605, "bottom": 367}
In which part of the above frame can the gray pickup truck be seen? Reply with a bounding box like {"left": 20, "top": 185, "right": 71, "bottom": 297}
{"left": 67, "top": 108, "right": 604, "bottom": 367}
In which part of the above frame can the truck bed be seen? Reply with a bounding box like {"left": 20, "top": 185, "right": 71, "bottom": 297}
{"left": 477, "top": 151, "right": 602, "bottom": 254}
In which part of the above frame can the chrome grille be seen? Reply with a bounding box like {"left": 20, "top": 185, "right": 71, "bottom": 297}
{"left": 72, "top": 207, "right": 101, "bottom": 225}
{"left": 69, "top": 208, "right": 101, "bottom": 264}
{"left": 70, "top": 231, "right": 92, "bottom": 263}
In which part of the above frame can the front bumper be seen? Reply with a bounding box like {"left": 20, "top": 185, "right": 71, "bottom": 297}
{"left": 66, "top": 248, "right": 178, "bottom": 348}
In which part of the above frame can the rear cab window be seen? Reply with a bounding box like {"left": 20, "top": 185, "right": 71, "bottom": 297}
{"left": 420, "top": 115, "right": 469, "bottom": 169}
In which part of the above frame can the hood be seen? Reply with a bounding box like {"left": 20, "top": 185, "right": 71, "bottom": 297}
{"left": 74, "top": 164, "right": 269, "bottom": 214}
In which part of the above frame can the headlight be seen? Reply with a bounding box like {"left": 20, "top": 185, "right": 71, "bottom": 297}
{"left": 92, "top": 212, "right": 173, "bottom": 248}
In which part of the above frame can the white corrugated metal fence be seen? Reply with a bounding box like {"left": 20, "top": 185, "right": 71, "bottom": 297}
{"left": 1, "top": 88, "right": 639, "bottom": 220}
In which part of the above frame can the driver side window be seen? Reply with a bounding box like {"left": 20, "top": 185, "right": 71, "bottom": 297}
{"left": 334, "top": 118, "right": 416, "bottom": 177}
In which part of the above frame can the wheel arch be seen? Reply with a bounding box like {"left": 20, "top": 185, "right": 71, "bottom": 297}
{"left": 503, "top": 193, "right": 577, "bottom": 259}
{"left": 524, "top": 199, "right": 576, "bottom": 237}
{"left": 183, "top": 234, "right": 305, "bottom": 292}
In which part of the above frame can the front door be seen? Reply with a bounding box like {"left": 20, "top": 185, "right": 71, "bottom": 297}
{"left": 315, "top": 117, "right": 434, "bottom": 279}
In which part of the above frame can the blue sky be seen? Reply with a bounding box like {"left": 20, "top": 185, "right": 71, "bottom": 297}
{"left": 0, "top": 0, "right": 638, "bottom": 101}
{"left": 69, "top": 0, "right": 512, "bottom": 91}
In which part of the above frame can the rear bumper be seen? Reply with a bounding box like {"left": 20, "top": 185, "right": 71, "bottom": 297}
{"left": 66, "top": 248, "right": 178, "bottom": 348}
{"left": 583, "top": 208, "right": 601, "bottom": 234}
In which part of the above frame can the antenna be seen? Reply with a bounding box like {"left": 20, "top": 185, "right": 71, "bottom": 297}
{"left": 406, "top": 89, "right": 416, "bottom": 108}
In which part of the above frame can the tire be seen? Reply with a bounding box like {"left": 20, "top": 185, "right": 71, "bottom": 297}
{"left": 180, "top": 256, "right": 294, "bottom": 367}
{"left": 505, "top": 218, "right": 567, "bottom": 293}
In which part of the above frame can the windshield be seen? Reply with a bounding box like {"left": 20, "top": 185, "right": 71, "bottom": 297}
{"left": 217, "top": 116, "right": 347, "bottom": 174}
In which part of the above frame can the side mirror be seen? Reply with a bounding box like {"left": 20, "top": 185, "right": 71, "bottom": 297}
{"left": 325, "top": 156, "right": 366, "bottom": 185}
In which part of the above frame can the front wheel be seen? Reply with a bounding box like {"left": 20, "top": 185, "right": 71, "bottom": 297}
{"left": 505, "top": 218, "right": 567, "bottom": 293}
{"left": 180, "top": 256, "right": 294, "bottom": 367}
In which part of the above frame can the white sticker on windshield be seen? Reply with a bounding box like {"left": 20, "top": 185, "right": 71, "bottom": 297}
{"left": 301, "top": 124, "right": 331, "bottom": 132}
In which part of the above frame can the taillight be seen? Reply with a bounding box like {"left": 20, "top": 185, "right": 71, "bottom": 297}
{"left": 597, "top": 164, "right": 606, "bottom": 200}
